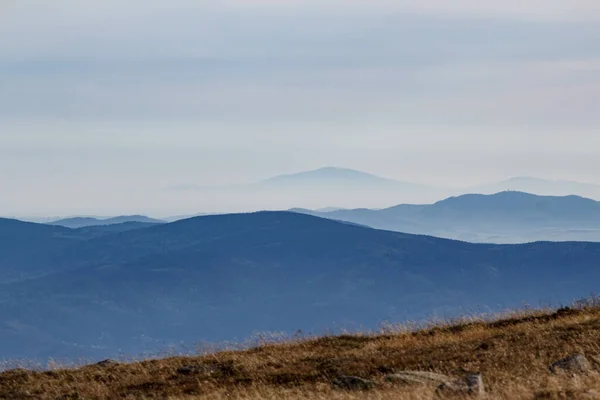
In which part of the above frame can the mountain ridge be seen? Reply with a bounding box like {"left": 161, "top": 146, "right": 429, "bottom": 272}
{"left": 49, "top": 215, "right": 165, "bottom": 228}
{"left": 470, "top": 176, "right": 600, "bottom": 199}
{"left": 1, "top": 211, "right": 600, "bottom": 360}
{"left": 293, "top": 191, "right": 600, "bottom": 243}
{"left": 257, "top": 166, "right": 427, "bottom": 188}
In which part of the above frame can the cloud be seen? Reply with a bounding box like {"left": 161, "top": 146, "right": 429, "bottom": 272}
{"left": 1, "top": 3, "right": 599, "bottom": 128}
{"left": 1, "top": 15, "right": 599, "bottom": 127}
{"left": 3, "top": 0, "right": 600, "bottom": 22}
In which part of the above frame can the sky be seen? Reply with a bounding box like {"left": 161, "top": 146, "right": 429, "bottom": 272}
{"left": 1, "top": 0, "right": 600, "bottom": 216}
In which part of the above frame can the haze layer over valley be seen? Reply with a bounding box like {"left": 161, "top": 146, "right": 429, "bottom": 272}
{"left": 10, "top": 167, "right": 600, "bottom": 221}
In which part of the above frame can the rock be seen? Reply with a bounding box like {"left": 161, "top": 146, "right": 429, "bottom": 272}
{"left": 437, "top": 373, "right": 485, "bottom": 397}
{"left": 464, "top": 374, "right": 485, "bottom": 395}
{"left": 386, "top": 371, "right": 452, "bottom": 386}
{"left": 550, "top": 354, "right": 592, "bottom": 374}
{"left": 333, "top": 375, "right": 376, "bottom": 390}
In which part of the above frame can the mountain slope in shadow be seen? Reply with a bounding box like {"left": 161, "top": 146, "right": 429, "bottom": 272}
{"left": 0, "top": 218, "right": 162, "bottom": 281}
{"left": 0, "top": 212, "right": 599, "bottom": 360}
{"left": 295, "top": 191, "right": 600, "bottom": 243}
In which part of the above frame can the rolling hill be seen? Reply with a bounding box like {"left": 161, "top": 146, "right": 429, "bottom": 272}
{"left": 72, "top": 221, "right": 164, "bottom": 238}
{"left": 250, "top": 167, "right": 449, "bottom": 208}
{"left": 294, "top": 191, "right": 600, "bottom": 243}
{"left": 0, "top": 218, "right": 80, "bottom": 282}
{"left": 0, "top": 212, "right": 599, "bottom": 361}
{"left": 470, "top": 177, "right": 600, "bottom": 200}
{"left": 0, "top": 218, "right": 161, "bottom": 281}
{"left": 49, "top": 215, "right": 164, "bottom": 229}
{"left": 173, "top": 167, "right": 449, "bottom": 210}
{"left": 257, "top": 167, "right": 424, "bottom": 188}
{"left": 1, "top": 306, "right": 599, "bottom": 399}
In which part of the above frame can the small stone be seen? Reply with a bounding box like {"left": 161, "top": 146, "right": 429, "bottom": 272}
{"left": 333, "top": 375, "right": 376, "bottom": 390}
{"left": 465, "top": 374, "right": 485, "bottom": 395}
{"left": 386, "top": 371, "right": 452, "bottom": 386}
{"left": 437, "top": 373, "right": 485, "bottom": 397}
{"left": 550, "top": 354, "right": 592, "bottom": 374}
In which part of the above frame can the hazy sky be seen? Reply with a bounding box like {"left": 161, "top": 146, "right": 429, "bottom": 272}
{"left": 1, "top": 1, "right": 600, "bottom": 215}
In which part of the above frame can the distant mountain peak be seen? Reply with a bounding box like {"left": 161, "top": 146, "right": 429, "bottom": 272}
{"left": 258, "top": 166, "right": 426, "bottom": 188}
{"left": 434, "top": 190, "right": 595, "bottom": 205}
{"left": 470, "top": 176, "right": 600, "bottom": 200}
{"left": 310, "top": 166, "right": 379, "bottom": 176}
{"left": 264, "top": 166, "right": 384, "bottom": 180}
{"left": 313, "top": 166, "right": 352, "bottom": 172}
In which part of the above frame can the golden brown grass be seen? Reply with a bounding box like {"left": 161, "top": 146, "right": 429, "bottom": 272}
{"left": 1, "top": 307, "right": 600, "bottom": 399}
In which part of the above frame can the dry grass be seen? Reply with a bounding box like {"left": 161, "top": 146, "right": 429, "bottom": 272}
{"left": 2, "top": 307, "right": 600, "bottom": 399}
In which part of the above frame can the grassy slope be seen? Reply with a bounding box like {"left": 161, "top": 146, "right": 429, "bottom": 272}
{"left": 1, "top": 307, "right": 600, "bottom": 399}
